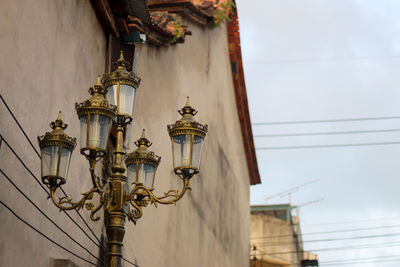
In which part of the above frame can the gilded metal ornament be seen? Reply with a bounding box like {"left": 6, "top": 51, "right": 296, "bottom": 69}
{"left": 38, "top": 50, "right": 206, "bottom": 267}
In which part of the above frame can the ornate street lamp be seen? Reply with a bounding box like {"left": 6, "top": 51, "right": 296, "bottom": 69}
{"left": 37, "top": 52, "right": 208, "bottom": 267}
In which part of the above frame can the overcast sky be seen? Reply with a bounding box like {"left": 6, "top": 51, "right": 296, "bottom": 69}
{"left": 236, "top": 0, "right": 400, "bottom": 266}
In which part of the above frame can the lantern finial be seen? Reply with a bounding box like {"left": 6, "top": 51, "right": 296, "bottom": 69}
{"left": 96, "top": 75, "right": 102, "bottom": 87}
{"left": 135, "top": 129, "right": 152, "bottom": 148}
{"left": 113, "top": 50, "right": 130, "bottom": 70}
{"left": 178, "top": 96, "right": 197, "bottom": 117}
{"left": 51, "top": 111, "right": 67, "bottom": 130}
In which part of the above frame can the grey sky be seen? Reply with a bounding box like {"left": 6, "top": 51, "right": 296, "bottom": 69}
{"left": 236, "top": 0, "right": 400, "bottom": 265}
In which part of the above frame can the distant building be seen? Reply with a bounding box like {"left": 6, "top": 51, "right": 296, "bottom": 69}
{"left": 250, "top": 204, "right": 318, "bottom": 267}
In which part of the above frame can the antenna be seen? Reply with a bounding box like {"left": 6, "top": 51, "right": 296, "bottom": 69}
{"left": 265, "top": 178, "right": 320, "bottom": 204}
{"left": 292, "top": 198, "right": 324, "bottom": 217}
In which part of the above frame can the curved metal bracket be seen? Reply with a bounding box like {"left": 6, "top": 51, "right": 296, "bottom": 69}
{"left": 126, "top": 178, "right": 191, "bottom": 223}
{"left": 49, "top": 184, "right": 108, "bottom": 221}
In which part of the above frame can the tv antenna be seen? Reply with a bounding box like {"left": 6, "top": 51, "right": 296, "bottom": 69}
{"left": 265, "top": 178, "right": 320, "bottom": 204}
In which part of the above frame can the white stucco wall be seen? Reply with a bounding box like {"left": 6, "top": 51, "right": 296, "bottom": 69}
{"left": 0, "top": 0, "right": 106, "bottom": 266}
{"left": 0, "top": 1, "right": 251, "bottom": 266}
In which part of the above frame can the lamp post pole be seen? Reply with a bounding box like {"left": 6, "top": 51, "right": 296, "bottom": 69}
{"left": 107, "top": 116, "right": 128, "bottom": 267}
{"left": 37, "top": 52, "right": 208, "bottom": 267}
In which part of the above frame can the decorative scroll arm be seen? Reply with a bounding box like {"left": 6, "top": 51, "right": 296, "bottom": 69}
{"left": 49, "top": 186, "right": 105, "bottom": 221}
{"left": 126, "top": 178, "right": 191, "bottom": 223}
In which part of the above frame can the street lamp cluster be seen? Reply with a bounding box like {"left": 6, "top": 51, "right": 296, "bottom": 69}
{"left": 37, "top": 51, "right": 208, "bottom": 267}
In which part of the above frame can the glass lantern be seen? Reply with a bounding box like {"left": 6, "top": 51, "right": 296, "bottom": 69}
{"left": 125, "top": 130, "right": 160, "bottom": 192}
{"left": 167, "top": 97, "right": 208, "bottom": 178}
{"left": 37, "top": 112, "right": 76, "bottom": 188}
{"left": 75, "top": 76, "right": 116, "bottom": 159}
{"left": 102, "top": 51, "right": 141, "bottom": 121}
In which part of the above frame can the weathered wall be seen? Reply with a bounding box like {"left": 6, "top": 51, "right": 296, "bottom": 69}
{"left": 0, "top": 0, "right": 106, "bottom": 266}
{"left": 0, "top": 1, "right": 251, "bottom": 266}
{"left": 250, "top": 213, "right": 301, "bottom": 267}
{"left": 125, "top": 23, "right": 250, "bottom": 267}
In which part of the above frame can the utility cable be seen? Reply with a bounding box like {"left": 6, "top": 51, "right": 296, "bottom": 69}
{"left": 0, "top": 168, "right": 99, "bottom": 260}
{"left": 0, "top": 96, "right": 138, "bottom": 267}
{"left": 0, "top": 200, "right": 96, "bottom": 266}
{"left": 0, "top": 134, "right": 100, "bottom": 247}
{"left": 246, "top": 54, "right": 400, "bottom": 65}
{"left": 320, "top": 254, "right": 400, "bottom": 264}
{"left": 252, "top": 115, "right": 400, "bottom": 126}
{"left": 0, "top": 94, "right": 41, "bottom": 158}
{"left": 320, "top": 258, "right": 400, "bottom": 266}
{"left": 0, "top": 96, "right": 101, "bottom": 244}
{"left": 251, "top": 223, "right": 400, "bottom": 240}
{"left": 256, "top": 240, "right": 400, "bottom": 256}
{"left": 255, "top": 231, "right": 400, "bottom": 248}
{"left": 302, "top": 216, "right": 400, "bottom": 227}
{"left": 254, "top": 128, "right": 400, "bottom": 138}
{"left": 256, "top": 141, "right": 400, "bottom": 150}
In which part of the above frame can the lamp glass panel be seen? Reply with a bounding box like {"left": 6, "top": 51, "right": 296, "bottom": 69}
{"left": 142, "top": 164, "right": 156, "bottom": 189}
{"left": 80, "top": 115, "right": 88, "bottom": 149}
{"left": 106, "top": 84, "right": 135, "bottom": 116}
{"left": 41, "top": 145, "right": 59, "bottom": 177}
{"left": 80, "top": 114, "right": 112, "bottom": 150}
{"left": 191, "top": 136, "right": 204, "bottom": 169}
{"left": 58, "top": 148, "right": 72, "bottom": 179}
{"left": 127, "top": 163, "right": 137, "bottom": 184}
{"left": 172, "top": 134, "right": 192, "bottom": 168}
{"left": 127, "top": 163, "right": 156, "bottom": 188}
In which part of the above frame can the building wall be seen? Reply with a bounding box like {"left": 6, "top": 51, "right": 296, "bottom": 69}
{"left": 250, "top": 213, "right": 301, "bottom": 267}
{"left": 0, "top": 1, "right": 251, "bottom": 267}
{"left": 0, "top": 0, "right": 106, "bottom": 266}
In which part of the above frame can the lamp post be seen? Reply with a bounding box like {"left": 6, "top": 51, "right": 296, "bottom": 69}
{"left": 37, "top": 52, "right": 208, "bottom": 267}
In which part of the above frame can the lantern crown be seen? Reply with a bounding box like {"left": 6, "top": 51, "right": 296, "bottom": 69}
{"left": 102, "top": 51, "right": 141, "bottom": 89}
{"left": 75, "top": 77, "right": 117, "bottom": 118}
{"left": 167, "top": 97, "right": 208, "bottom": 139}
{"left": 125, "top": 130, "right": 161, "bottom": 168}
{"left": 38, "top": 111, "right": 77, "bottom": 151}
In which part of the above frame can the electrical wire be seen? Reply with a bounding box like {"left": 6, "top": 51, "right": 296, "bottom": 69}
{"left": 254, "top": 128, "right": 400, "bottom": 138}
{"left": 0, "top": 168, "right": 99, "bottom": 260}
{"left": 0, "top": 134, "right": 100, "bottom": 247}
{"left": 255, "top": 232, "right": 400, "bottom": 248}
{"left": 252, "top": 115, "right": 400, "bottom": 126}
{"left": 255, "top": 240, "right": 400, "bottom": 256}
{"left": 251, "top": 223, "right": 400, "bottom": 240}
{"left": 256, "top": 141, "right": 400, "bottom": 150}
{"left": 0, "top": 95, "right": 138, "bottom": 266}
{"left": 320, "top": 258, "right": 400, "bottom": 266}
{"left": 302, "top": 216, "right": 400, "bottom": 227}
{"left": 0, "top": 94, "right": 41, "bottom": 158}
{"left": 0, "top": 95, "right": 101, "bottom": 244}
{"left": 246, "top": 54, "right": 400, "bottom": 65}
{"left": 320, "top": 254, "right": 400, "bottom": 264}
{"left": 0, "top": 200, "right": 96, "bottom": 266}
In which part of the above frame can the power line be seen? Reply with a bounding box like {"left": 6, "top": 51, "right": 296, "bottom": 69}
{"left": 256, "top": 141, "right": 400, "bottom": 150}
{"left": 251, "top": 224, "right": 400, "bottom": 240}
{"left": 252, "top": 116, "right": 400, "bottom": 126}
{"left": 246, "top": 54, "right": 400, "bottom": 65}
{"left": 0, "top": 168, "right": 99, "bottom": 260}
{"left": 254, "top": 128, "right": 400, "bottom": 138}
{"left": 320, "top": 254, "right": 400, "bottom": 264}
{"left": 0, "top": 134, "right": 100, "bottom": 247}
{"left": 0, "top": 94, "right": 41, "bottom": 158}
{"left": 320, "top": 258, "right": 400, "bottom": 266}
{"left": 0, "top": 96, "right": 101, "bottom": 244}
{"left": 256, "top": 240, "right": 400, "bottom": 256}
{"left": 0, "top": 200, "right": 96, "bottom": 266}
{"left": 302, "top": 216, "right": 400, "bottom": 227}
{"left": 0, "top": 95, "right": 138, "bottom": 267}
{"left": 255, "top": 232, "right": 400, "bottom": 248}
